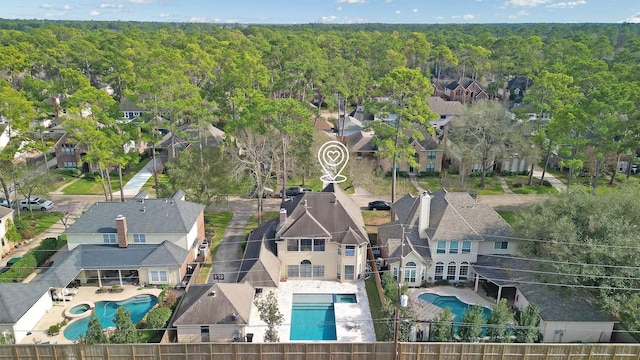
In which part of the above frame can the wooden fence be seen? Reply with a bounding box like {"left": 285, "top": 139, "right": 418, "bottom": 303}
{"left": 2, "top": 342, "right": 640, "bottom": 360}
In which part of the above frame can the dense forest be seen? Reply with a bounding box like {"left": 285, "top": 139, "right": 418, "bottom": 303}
{"left": 1, "top": 20, "right": 640, "bottom": 338}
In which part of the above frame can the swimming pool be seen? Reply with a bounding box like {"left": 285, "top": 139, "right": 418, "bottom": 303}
{"left": 63, "top": 294, "right": 158, "bottom": 341}
{"left": 418, "top": 292, "right": 491, "bottom": 322}
{"left": 290, "top": 293, "right": 356, "bottom": 340}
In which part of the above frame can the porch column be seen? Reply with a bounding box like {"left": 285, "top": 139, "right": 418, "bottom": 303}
{"left": 474, "top": 272, "right": 479, "bottom": 292}
{"left": 496, "top": 285, "right": 503, "bottom": 304}
{"left": 118, "top": 270, "right": 123, "bottom": 286}
{"left": 97, "top": 270, "right": 102, "bottom": 288}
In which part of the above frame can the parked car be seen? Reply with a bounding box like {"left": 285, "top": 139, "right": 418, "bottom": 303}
{"left": 247, "top": 187, "right": 275, "bottom": 198}
{"left": 19, "top": 197, "right": 54, "bottom": 211}
{"left": 282, "top": 187, "right": 303, "bottom": 197}
{"left": 368, "top": 200, "right": 391, "bottom": 211}
{"left": 0, "top": 198, "right": 11, "bottom": 208}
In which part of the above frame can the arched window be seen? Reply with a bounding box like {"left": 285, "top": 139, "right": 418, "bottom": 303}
{"left": 459, "top": 262, "right": 469, "bottom": 280}
{"left": 447, "top": 261, "right": 457, "bottom": 280}
{"left": 300, "top": 260, "right": 312, "bottom": 278}
{"left": 404, "top": 262, "right": 417, "bottom": 283}
{"left": 434, "top": 262, "right": 444, "bottom": 281}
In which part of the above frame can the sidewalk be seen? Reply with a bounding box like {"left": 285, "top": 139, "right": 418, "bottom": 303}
{"left": 122, "top": 159, "right": 161, "bottom": 196}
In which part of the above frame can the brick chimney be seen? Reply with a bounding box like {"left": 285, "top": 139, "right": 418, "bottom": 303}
{"left": 116, "top": 215, "right": 128, "bottom": 248}
{"left": 279, "top": 208, "right": 287, "bottom": 226}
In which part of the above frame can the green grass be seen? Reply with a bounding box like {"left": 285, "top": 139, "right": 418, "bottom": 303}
{"left": 504, "top": 176, "right": 559, "bottom": 195}
{"left": 58, "top": 159, "right": 152, "bottom": 195}
{"left": 365, "top": 277, "right": 385, "bottom": 341}
{"left": 497, "top": 210, "right": 518, "bottom": 226}
{"left": 416, "top": 176, "right": 442, "bottom": 192}
{"left": 362, "top": 210, "right": 393, "bottom": 235}
{"left": 197, "top": 211, "right": 233, "bottom": 284}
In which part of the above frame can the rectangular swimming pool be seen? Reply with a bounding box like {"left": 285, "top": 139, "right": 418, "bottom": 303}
{"left": 289, "top": 293, "right": 357, "bottom": 340}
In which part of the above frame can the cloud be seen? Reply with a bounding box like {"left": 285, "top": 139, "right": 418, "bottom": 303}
{"left": 189, "top": 17, "right": 206, "bottom": 22}
{"left": 412, "top": 8, "right": 418, "bottom": 13}
{"left": 127, "top": 0, "right": 154, "bottom": 3}
{"left": 452, "top": 14, "right": 476, "bottom": 20}
{"left": 546, "top": 1, "right": 586, "bottom": 9}
{"left": 159, "top": 13, "right": 170, "bottom": 18}
{"left": 385, "top": 0, "right": 393, "bottom": 2}
{"left": 622, "top": 13, "right": 640, "bottom": 23}
{"left": 41, "top": 4, "right": 55, "bottom": 9}
{"left": 100, "top": 3, "right": 123, "bottom": 9}
{"left": 336, "top": 6, "right": 342, "bottom": 11}
{"left": 321, "top": 15, "right": 337, "bottom": 22}
{"left": 336, "top": 0, "right": 366, "bottom": 3}
{"left": 504, "top": 0, "right": 551, "bottom": 7}
{"left": 89, "top": 10, "right": 100, "bottom": 16}
{"left": 63, "top": 5, "right": 72, "bottom": 10}
{"left": 395, "top": 10, "right": 400, "bottom": 14}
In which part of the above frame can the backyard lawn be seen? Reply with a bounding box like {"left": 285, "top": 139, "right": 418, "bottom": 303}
{"left": 196, "top": 211, "right": 233, "bottom": 284}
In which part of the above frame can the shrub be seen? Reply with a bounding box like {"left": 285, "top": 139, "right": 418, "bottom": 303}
{"left": 83, "top": 170, "right": 101, "bottom": 181}
{"left": 56, "top": 168, "right": 82, "bottom": 177}
{"left": 48, "top": 325, "right": 60, "bottom": 336}
{"left": 419, "top": 171, "right": 440, "bottom": 178}
{"left": 397, "top": 171, "right": 409, "bottom": 178}
{"left": 145, "top": 307, "right": 171, "bottom": 330}
{"left": 434, "top": 279, "right": 450, "bottom": 286}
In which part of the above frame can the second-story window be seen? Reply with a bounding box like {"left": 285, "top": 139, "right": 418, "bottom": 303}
{"left": 300, "top": 239, "right": 312, "bottom": 251}
{"left": 436, "top": 241, "right": 446, "bottom": 254}
{"left": 449, "top": 241, "right": 459, "bottom": 254}
{"left": 462, "top": 241, "right": 471, "bottom": 253}
{"left": 103, "top": 234, "right": 116, "bottom": 244}
{"left": 133, "top": 234, "right": 146, "bottom": 243}
{"left": 345, "top": 245, "right": 355, "bottom": 256}
{"left": 313, "top": 239, "right": 325, "bottom": 251}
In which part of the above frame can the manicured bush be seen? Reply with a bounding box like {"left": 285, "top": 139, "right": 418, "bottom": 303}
{"left": 83, "top": 170, "right": 101, "bottom": 181}
{"left": 56, "top": 168, "right": 82, "bottom": 177}
{"left": 418, "top": 171, "right": 440, "bottom": 178}
{"left": 145, "top": 307, "right": 171, "bottom": 330}
{"left": 0, "top": 254, "right": 37, "bottom": 283}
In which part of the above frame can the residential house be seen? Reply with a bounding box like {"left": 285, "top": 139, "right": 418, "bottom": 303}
{"left": 0, "top": 190, "right": 204, "bottom": 344}
{"left": 378, "top": 125, "right": 445, "bottom": 175}
{"left": 152, "top": 123, "right": 225, "bottom": 164}
{"left": 345, "top": 130, "right": 377, "bottom": 161}
{"left": 506, "top": 76, "right": 532, "bottom": 103}
{"left": 63, "top": 190, "right": 206, "bottom": 286}
{"left": 473, "top": 255, "right": 618, "bottom": 343}
{"left": 120, "top": 97, "right": 151, "bottom": 121}
{"left": 377, "top": 189, "right": 515, "bottom": 287}
{"left": 245, "top": 183, "right": 369, "bottom": 283}
{"left": 432, "top": 78, "right": 489, "bottom": 105}
{"left": 428, "top": 96, "right": 464, "bottom": 140}
{"left": 173, "top": 283, "right": 255, "bottom": 343}
{"left": 0, "top": 206, "right": 14, "bottom": 258}
{"left": 53, "top": 133, "right": 92, "bottom": 172}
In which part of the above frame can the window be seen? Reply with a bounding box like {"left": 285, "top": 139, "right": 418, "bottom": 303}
{"left": 61, "top": 144, "right": 75, "bottom": 155}
{"left": 313, "top": 265, "right": 325, "bottom": 278}
{"left": 300, "top": 239, "right": 312, "bottom": 251}
{"left": 459, "top": 262, "right": 469, "bottom": 280}
{"left": 313, "top": 239, "right": 325, "bottom": 251}
{"left": 436, "top": 241, "right": 446, "bottom": 254}
{"left": 427, "top": 151, "right": 437, "bottom": 160}
{"left": 404, "top": 262, "right": 417, "bottom": 283}
{"left": 338, "top": 247, "right": 342, "bottom": 255}
{"left": 345, "top": 246, "right": 355, "bottom": 257}
{"left": 103, "top": 234, "right": 116, "bottom": 244}
{"left": 462, "top": 241, "right": 471, "bottom": 254}
{"left": 150, "top": 270, "right": 168, "bottom": 283}
{"left": 494, "top": 241, "right": 509, "bottom": 250}
{"left": 344, "top": 265, "right": 355, "bottom": 280}
{"left": 63, "top": 161, "right": 77, "bottom": 168}
{"left": 133, "top": 234, "right": 146, "bottom": 243}
{"left": 393, "top": 267, "right": 398, "bottom": 280}
{"left": 300, "top": 260, "right": 312, "bottom": 278}
{"left": 426, "top": 163, "right": 435, "bottom": 172}
{"left": 421, "top": 267, "right": 426, "bottom": 281}
{"left": 287, "top": 239, "right": 298, "bottom": 251}
{"left": 434, "top": 262, "right": 444, "bottom": 280}
{"left": 447, "top": 262, "right": 457, "bottom": 280}
{"left": 287, "top": 265, "right": 299, "bottom": 278}
{"left": 449, "top": 241, "right": 459, "bottom": 254}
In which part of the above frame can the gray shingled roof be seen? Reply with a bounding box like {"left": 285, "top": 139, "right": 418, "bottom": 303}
{"left": 279, "top": 184, "right": 368, "bottom": 246}
{"left": 173, "top": 283, "right": 255, "bottom": 326}
{"left": 65, "top": 197, "right": 204, "bottom": 235}
{"left": 237, "top": 223, "right": 281, "bottom": 288}
{"left": 474, "top": 255, "right": 617, "bottom": 323}
{"left": 0, "top": 283, "right": 51, "bottom": 323}
{"left": 428, "top": 96, "right": 464, "bottom": 116}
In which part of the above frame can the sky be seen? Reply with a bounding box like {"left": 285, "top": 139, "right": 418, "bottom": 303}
{"left": 2, "top": 0, "right": 639, "bottom": 25}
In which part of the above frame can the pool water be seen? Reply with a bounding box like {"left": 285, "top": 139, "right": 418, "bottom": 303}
{"left": 63, "top": 295, "right": 158, "bottom": 341}
{"left": 69, "top": 304, "right": 91, "bottom": 315}
{"left": 289, "top": 293, "right": 355, "bottom": 340}
{"left": 418, "top": 293, "right": 492, "bottom": 322}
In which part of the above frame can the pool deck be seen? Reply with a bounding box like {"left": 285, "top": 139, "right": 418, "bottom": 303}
{"left": 21, "top": 285, "right": 162, "bottom": 345}
{"left": 245, "top": 280, "right": 376, "bottom": 343}
{"left": 408, "top": 286, "right": 496, "bottom": 322}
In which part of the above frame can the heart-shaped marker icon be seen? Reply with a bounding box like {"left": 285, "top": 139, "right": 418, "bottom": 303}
{"left": 318, "top": 141, "right": 349, "bottom": 183}
{"left": 327, "top": 150, "right": 341, "bottom": 164}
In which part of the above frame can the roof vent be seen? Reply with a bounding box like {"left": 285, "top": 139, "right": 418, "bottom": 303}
{"left": 140, "top": 198, "right": 144, "bottom": 203}
{"left": 141, "top": 206, "right": 146, "bottom": 213}
{"left": 208, "top": 291, "right": 216, "bottom": 297}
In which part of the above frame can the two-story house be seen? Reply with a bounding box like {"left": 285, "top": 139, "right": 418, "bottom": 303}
{"left": 244, "top": 183, "right": 369, "bottom": 283}
{"left": 0, "top": 206, "right": 14, "bottom": 259}
{"left": 53, "top": 133, "right": 92, "bottom": 172}
{"left": 377, "top": 189, "right": 515, "bottom": 287}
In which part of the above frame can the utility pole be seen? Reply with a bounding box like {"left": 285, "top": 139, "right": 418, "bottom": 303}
{"left": 394, "top": 226, "right": 405, "bottom": 360}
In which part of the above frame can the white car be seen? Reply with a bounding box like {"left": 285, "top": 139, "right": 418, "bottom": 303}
{"left": 19, "top": 198, "right": 54, "bottom": 211}
{"left": 0, "top": 198, "right": 11, "bottom": 208}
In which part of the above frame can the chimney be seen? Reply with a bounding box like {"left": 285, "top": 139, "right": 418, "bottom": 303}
{"left": 418, "top": 191, "right": 432, "bottom": 238}
{"left": 116, "top": 215, "right": 128, "bottom": 248}
{"left": 279, "top": 208, "right": 287, "bottom": 225}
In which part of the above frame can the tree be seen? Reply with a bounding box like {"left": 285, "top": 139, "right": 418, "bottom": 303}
{"left": 486, "top": 299, "right": 513, "bottom": 342}
{"left": 371, "top": 67, "right": 438, "bottom": 202}
{"left": 84, "top": 313, "right": 107, "bottom": 344}
{"left": 457, "top": 305, "right": 485, "bottom": 342}
{"left": 254, "top": 291, "right": 284, "bottom": 342}
{"left": 430, "top": 307, "right": 454, "bottom": 342}
{"left": 448, "top": 100, "right": 521, "bottom": 188}
{"left": 110, "top": 306, "right": 139, "bottom": 344}
{"left": 515, "top": 305, "right": 540, "bottom": 343}
{"left": 145, "top": 307, "right": 172, "bottom": 331}
{"left": 381, "top": 296, "right": 415, "bottom": 342}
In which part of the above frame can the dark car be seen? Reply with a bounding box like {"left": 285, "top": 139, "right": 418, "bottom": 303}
{"left": 282, "top": 187, "right": 303, "bottom": 197}
{"left": 368, "top": 200, "right": 391, "bottom": 211}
